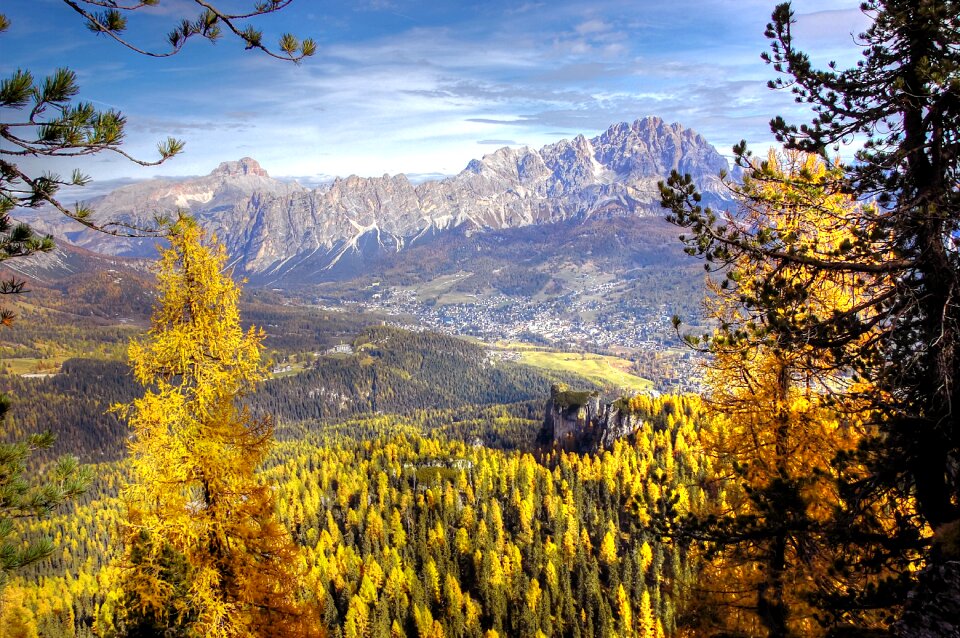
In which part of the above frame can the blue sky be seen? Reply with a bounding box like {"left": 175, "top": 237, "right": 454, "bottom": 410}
{"left": 2, "top": 0, "right": 869, "bottom": 191}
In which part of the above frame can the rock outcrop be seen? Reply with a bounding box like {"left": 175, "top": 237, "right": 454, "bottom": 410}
{"left": 540, "top": 384, "right": 645, "bottom": 452}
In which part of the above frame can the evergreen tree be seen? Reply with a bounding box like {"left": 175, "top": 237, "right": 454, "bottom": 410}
{"left": 0, "top": 431, "right": 90, "bottom": 592}
{"left": 0, "top": 178, "right": 91, "bottom": 594}
{"left": 110, "top": 218, "right": 316, "bottom": 637}
{"left": 668, "top": 151, "right": 913, "bottom": 637}
{"left": 661, "top": 0, "right": 958, "bottom": 626}
{"left": 763, "top": 0, "right": 960, "bottom": 534}
{"left": 0, "top": 187, "right": 54, "bottom": 326}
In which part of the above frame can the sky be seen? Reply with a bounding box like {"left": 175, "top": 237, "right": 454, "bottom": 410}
{"left": 2, "top": 0, "right": 871, "bottom": 194}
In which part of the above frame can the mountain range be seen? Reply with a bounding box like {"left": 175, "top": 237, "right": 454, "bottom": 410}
{"left": 26, "top": 116, "right": 730, "bottom": 284}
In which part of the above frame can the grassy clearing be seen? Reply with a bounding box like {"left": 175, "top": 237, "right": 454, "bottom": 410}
{"left": 268, "top": 353, "right": 322, "bottom": 378}
{"left": 436, "top": 292, "right": 482, "bottom": 305}
{"left": 491, "top": 340, "right": 549, "bottom": 351}
{"left": 411, "top": 271, "right": 473, "bottom": 298}
{"left": 4, "top": 356, "right": 69, "bottom": 376}
{"left": 512, "top": 349, "right": 653, "bottom": 393}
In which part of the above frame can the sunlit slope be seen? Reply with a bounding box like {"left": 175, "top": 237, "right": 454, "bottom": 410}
{"left": 496, "top": 343, "right": 653, "bottom": 392}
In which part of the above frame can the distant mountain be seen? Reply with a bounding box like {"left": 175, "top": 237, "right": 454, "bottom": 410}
{"left": 26, "top": 117, "right": 731, "bottom": 282}
{"left": 38, "top": 157, "right": 306, "bottom": 264}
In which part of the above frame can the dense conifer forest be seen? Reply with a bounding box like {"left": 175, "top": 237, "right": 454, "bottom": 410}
{"left": 1, "top": 326, "right": 587, "bottom": 462}
{"left": 8, "top": 394, "right": 711, "bottom": 638}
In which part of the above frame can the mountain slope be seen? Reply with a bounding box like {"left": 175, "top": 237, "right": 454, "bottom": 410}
{"left": 6, "top": 325, "right": 591, "bottom": 462}
{"left": 0, "top": 241, "right": 156, "bottom": 319}
{"left": 26, "top": 117, "right": 730, "bottom": 280}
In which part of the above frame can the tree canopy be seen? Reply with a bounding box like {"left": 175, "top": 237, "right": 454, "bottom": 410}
{"left": 663, "top": 0, "right": 959, "bottom": 534}
{"left": 661, "top": 0, "right": 959, "bottom": 632}
{"left": 763, "top": 0, "right": 960, "bottom": 532}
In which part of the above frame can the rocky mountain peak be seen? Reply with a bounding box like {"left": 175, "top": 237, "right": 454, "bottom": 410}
{"left": 211, "top": 157, "right": 269, "bottom": 178}
{"left": 32, "top": 116, "right": 734, "bottom": 279}
{"left": 632, "top": 114, "right": 667, "bottom": 131}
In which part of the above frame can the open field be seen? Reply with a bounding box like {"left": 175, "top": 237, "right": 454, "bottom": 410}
{"left": 3, "top": 355, "right": 70, "bottom": 376}
{"left": 506, "top": 347, "right": 653, "bottom": 393}
{"left": 408, "top": 271, "right": 473, "bottom": 297}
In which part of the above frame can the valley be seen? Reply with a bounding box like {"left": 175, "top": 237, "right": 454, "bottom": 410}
{"left": 2, "top": 105, "right": 947, "bottom": 636}
{"left": 7, "top": 117, "right": 721, "bottom": 398}
{"left": 2, "top": 192, "right": 711, "bottom": 634}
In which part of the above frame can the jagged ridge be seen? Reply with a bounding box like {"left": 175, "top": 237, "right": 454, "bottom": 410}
{"left": 29, "top": 117, "right": 730, "bottom": 279}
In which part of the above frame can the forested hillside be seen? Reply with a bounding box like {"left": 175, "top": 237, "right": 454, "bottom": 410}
{"left": 2, "top": 0, "right": 957, "bottom": 636}
{"left": 8, "top": 395, "right": 712, "bottom": 638}
{"left": 1, "top": 325, "right": 592, "bottom": 462}
{"left": 255, "top": 326, "right": 590, "bottom": 422}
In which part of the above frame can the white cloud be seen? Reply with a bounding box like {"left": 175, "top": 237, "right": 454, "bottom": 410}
{"left": 6, "top": 0, "right": 872, "bottom": 184}
{"left": 575, "top": 19, "right": 611, "bottom": 35}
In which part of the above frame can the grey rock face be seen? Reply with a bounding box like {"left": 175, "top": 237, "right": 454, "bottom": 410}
{"left": 43, "top": 117, "right": 731, "bottom": 277}
{"left": 598, "top": 399, "right": 646, "bottom": 449}
{"left": 540, "top": 383, "right": 645, "bottom": 452}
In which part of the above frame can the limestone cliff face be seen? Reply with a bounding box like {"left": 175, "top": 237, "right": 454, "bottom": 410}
{"left": 540, "top": 384, "right": 645, "bottom": 452}
{"left": 43, "top": 157, "right": 307, "bottom": 262}
{"left": 35, "top": 117, "right": 731, "bottom": 278}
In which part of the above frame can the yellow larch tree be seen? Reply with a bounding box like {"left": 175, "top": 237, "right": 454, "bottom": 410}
{"left": 0, "top": 587, "right": 39, "bottom": 638}
{"left": 675, "top": 151, "right": 920, "bottom": 637}
{"left": 109, "top": 217, "right": 316, "bottom": 637}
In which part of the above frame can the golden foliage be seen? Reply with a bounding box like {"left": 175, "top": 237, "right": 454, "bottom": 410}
{"left": 686, "top": 151, "right": 917, "bottom": 637}
{"left": 0, "top": 587, "right": 40, "bottom": 638}
{"left": 109, "top": 218, "right": 317, "bottom": 637}
{"left": 9, "top": 368, "right": 716, "bottom": 637}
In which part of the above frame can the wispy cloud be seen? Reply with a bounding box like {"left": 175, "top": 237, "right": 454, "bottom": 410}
{"left": 5, "top": 0, "right": 868, "bottom": 183}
